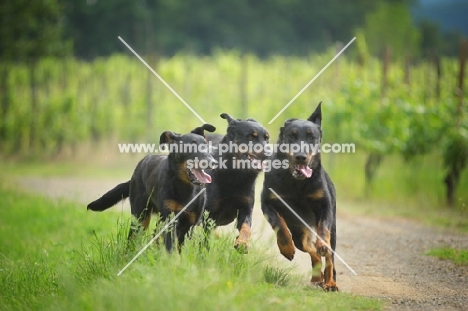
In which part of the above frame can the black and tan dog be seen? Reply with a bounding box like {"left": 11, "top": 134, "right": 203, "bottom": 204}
{"left": 87, "top": 124, "right": 216, "bottom": 252}
{"left": 261, "top": 103, "right": 338, "bottom": 291}
{"left": 204, "top": 113, "right": 269, "bottom": 252}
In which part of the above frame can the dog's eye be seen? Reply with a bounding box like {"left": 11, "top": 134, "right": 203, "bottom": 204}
{"left": 307, "top": 135, "right": 314, "bottom": 142}
{"left": 288, "top": 134, "right": 296, "bottom": 140}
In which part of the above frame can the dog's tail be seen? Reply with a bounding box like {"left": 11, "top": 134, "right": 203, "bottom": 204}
{"left": 87, "top": 181, "right": 130, "bottom": 212}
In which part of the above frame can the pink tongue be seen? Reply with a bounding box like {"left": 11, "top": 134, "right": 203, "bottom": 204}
{"left": 192, "top": 169, "right": 212, "bottom": 184}
{"left": 298, "top": 165, "right": 313, "bottom": 178}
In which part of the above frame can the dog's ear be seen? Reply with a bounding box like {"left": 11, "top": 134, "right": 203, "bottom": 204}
{"left": 220, "top": 113, "right": 238, "bottom": 125}
{"left": 159, "top": 131, "right": 179, "bottom": 145}
{"left": 278, "top": 119, "right": 297, "bottom": 141}
{"left": 203, "top": 124, "right": 216, "bottom": 132}
{"left": 283, "top": 118, "right": 297, "bottom": 127}
{"left": 279, "top": 127, "right": 286, "bottom": 142}
{"left": 220, "top": 113, "right": 238, "bottom": 141}
{"left": 191, "top": 124, "right": 216, "bottom": 137}
{"left": 307, "top": 101, "right": 322, "bottom": 127}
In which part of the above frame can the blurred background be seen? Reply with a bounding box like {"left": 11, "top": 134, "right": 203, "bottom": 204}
{"left": 0, "top": 0, "right": 467, "bottom": 222}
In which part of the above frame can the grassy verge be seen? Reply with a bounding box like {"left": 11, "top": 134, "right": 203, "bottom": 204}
{"left": 339, "top": 200, "right": 468, "bottom": 232}
{"left": 0, "top": 156, "right": 136, "bottom": 179}
{"left": 427, "top": 248, "right": 468, "bottom": 266}
{"left": 325, "top": 152, "right": 468, "bottom": 210}
{"left": 0, "top": 183, "right": 382, "bottom": 310}
{"left": 325, "top": 152, "right": 468, "bottom": 232}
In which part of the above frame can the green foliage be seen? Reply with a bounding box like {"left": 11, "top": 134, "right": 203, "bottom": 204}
{"left": 0, "top": 0, "right": 70, "bottom": 61}
{"left": 63, "top": 0, "right": 145, "bottom": 59}
{"left": 0, "top": 52, "right": 330, "bottom": 155}
{"left": 263, "top": 265, "right": 292, "bottom": 287}
{"left": 427, "top": 247, "right": 468, "bottom": 266}
{"left": 418, "top": 19, "right": 443, "bottom": 57}
{"left": 362, "top": 2, "right": 420, "bottom": 59}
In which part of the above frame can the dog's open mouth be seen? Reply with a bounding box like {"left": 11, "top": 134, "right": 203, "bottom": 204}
{"left": 244, "top": 153, "right": 264, "bottom": 171}
{"left": 187, "top": 168, "right": 212, "bottom": 185}
{"left": 292, "top": 164, "right": 313, "bottom": 179}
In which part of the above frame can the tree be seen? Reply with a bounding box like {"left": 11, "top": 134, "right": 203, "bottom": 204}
{"left": 63, "top": 0, "right": 145, "bottom": 59}
{"left": 61, "top": 0, "right": 406, "bottom": 58}
{"left": 419, "top": 19, "right": 442, "bottom": 57}
{"left": 362, "top": 2, "right": 420, "bottom": 60}
{"left": 0, "top": 0, "right": 70, "bottom": 151}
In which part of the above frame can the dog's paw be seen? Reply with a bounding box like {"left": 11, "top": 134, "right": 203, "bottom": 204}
{"left": 280, "top": 245, "right": 295, "bottom": 261}
{"left": 277, "top": 240, "right": 295, "bottom": 261}
{"left": 234, "top": 223, "right": 251, "bottom": 254}
{"left": 234, "top": 238, "right": 249, "bottom": 254}
{"left": 311, "top": 281, "right": 338, "bottom": 292}
{"left": 321, "top": 281, "right": 339, "bottom": 292}
{"left": 310, "top": 273, "right": 324, "bottom": 284}
{"left": 310, "top": 281, "right": 325, "bottom": 291}
{"left": 277, "top": 231, "right": 295, "bottom": 260}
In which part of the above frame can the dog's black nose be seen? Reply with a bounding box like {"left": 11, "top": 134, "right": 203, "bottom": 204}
{"left": 295, "top": 154, "right": 307, "bottom": 161}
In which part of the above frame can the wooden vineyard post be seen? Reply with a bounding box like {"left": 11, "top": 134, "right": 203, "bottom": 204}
{"left": 404, "top": 54, "right": 411, "bottom": 87}
{"left": 240, "top": 54, "right": 248, "bottom": 119}
{"left": 456, "top": 38, "right": 466, "bottom": 125}
{"left": 435, "top": 54, "right": 442, "bottom": 99}
{"left": 381, "top": 45, "right": 391, "bottom": 98}
{"left": 145, "top": 53, "right": 159, "bottom": 139}
{"left": 444, "top": 38, "right": 467, "bottom": 207}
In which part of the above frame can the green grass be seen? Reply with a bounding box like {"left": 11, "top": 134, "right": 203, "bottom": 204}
{"left": 0, "top": 183, "right": 382, "bottom": 311}
{"left": 426, "top": 248, "right": 468, "bottom": 266}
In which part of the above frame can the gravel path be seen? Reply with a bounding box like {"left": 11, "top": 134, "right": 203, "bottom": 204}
{"left": 19, "top": 176, "right": 468, "bottom": 310}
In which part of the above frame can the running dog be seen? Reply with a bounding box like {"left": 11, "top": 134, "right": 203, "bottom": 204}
{"left": 204, "top": 113, "right": 269, "bottom": 252}
{"left": 87, "top": 124, "right": 216, "bottom": 252}
{"left": 261, "top": 103, "right": 339, "bottom": 291}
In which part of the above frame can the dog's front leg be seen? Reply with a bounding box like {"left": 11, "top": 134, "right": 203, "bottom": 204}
{"left": 164, "top": 225, "right": 176, "bottom": 253}
{"left": 316, "top": 207, "right": 338, "bottom": 291}
{"left": 299, "top": 228, "right": 323, "bottom": 284}
{"left": 161, "top": 212, "right": 178, "bottom": 253}
{"left": 234, "top": 207, "right": 252, "bottom": 253}
{"left": 262, "top": 202, "right": 295, "bottom": 260}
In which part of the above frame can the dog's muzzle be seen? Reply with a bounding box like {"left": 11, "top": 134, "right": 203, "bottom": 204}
{"left": 186, "top": 155, "right": 216, "bottom": 185}
{"left": 291, "top": 153, "right": 313, "bottom": 179}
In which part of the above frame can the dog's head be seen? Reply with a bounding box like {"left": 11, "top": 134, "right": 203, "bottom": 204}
{"left": 219, "top": 113, "right": 270, "bottom": 171}
{"left": 160, "top": 124, "right": 217, "bottom": 185}
{"left": 278, "top": 102, "right": 322, "bottom": 180}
